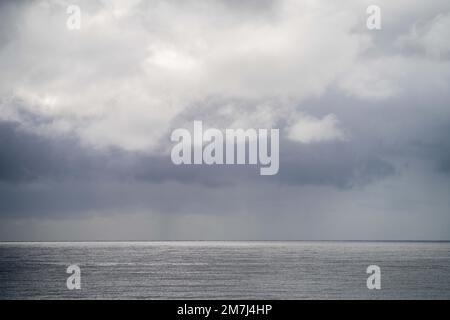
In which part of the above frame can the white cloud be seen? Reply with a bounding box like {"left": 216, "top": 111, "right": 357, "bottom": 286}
{"left": 0, "top": 0, "right": 449, "bottom": 151}
{"left": 287, "top": 113, "right": 347, "bottom": 144}
{"left": 397, "top": 12, "right": 450, "bottom": 59}
{"left": 0, "top": 0, "right": 367, "bottom": 151}
{"left": 338, "top": 58, "right": 398, "bottom": 100}
{"left": 339, "top": 9, "right": 450, "bottom": 101}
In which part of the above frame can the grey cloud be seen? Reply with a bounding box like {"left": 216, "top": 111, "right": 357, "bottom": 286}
{"left": 0, "top": 0, "right": 450, "bottom": 240}
{"left": 0, "top": 120, "right": 110, "bottom": 182}
{"left": 0, "top": 111, "right": 397, "bottom": 220}
{"left": 277, "top": 141, "right": 395, "bottom": 188}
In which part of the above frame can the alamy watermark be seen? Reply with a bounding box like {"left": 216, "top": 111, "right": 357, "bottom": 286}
{"left": 66, "top": 5, "right": 81, "bottom": 30}
{"left": 170, "top": 121, "right": 279, "bottom": 176}
{"left": 366, "top": 265, "right": 381, "bottom": 290}
{"left": 66, "top": 264, "right": 81, "bottom": 290}
{"left": 366, "top": 5, "right": 381, "bottom": 30}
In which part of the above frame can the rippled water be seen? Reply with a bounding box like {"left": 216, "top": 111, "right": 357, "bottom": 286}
{"left": 0, "top": 241, "right": 449, "bottom": 299}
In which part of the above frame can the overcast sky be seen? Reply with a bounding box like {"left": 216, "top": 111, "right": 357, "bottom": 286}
{"left": 1, "top": 0, "right": 450, "bottom": 240}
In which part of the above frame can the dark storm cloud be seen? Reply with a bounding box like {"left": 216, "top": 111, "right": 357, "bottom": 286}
{"left": 1, "top": 89, "right": 450, "bottom": 220}
{"left": 0, "top": 120, "right": 76, "bottom": 182}
{"left": 0, "top": 119, "right": 110, "bottom": 182}
{"left": 277, "top": 140, "right": 395, "bottom": 188}
{"left": 0, "top": 112, "right": 399, "bottom": 217}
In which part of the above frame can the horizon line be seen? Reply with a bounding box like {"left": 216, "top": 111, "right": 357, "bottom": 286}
{"left": 1, "top": 240, "right": 450, "bottom": 243}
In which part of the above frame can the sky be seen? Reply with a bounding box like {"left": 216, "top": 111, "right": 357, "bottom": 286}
{"left": 0, "top": 0, "right": 450, "bottom": 241}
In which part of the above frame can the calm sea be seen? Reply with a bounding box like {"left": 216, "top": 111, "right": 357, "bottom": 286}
{"left": 0, "top": 241, "right": 449, "bottom": 299}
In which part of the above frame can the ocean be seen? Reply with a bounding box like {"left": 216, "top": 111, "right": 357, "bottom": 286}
{"left": 0, "top": 241, "right": 449, "bottom": 299}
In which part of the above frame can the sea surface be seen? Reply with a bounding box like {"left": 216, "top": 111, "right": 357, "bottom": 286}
{"left": 0, "top": 241, "right": 449, "bottom": 299}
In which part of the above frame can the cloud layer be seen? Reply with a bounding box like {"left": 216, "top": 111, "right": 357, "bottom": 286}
{"left": 0, "top": 0, "right": 450, "bottom": 240}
